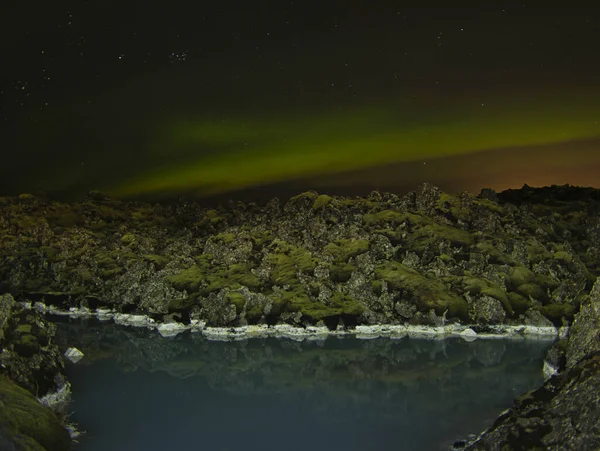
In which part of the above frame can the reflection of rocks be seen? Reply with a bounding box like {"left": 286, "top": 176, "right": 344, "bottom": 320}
{"left": 473, "top": 341, "right": 505, "bottom": 367}
{"left": 57, "top": 318, "right": 551, "bottom": 448}
{"left": 55, "top": 318, "right": 548, "bottom": 405}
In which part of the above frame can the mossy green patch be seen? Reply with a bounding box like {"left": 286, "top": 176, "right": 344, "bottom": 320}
{"left": 476, "top": 198, "right": 505, "bottom": 214}
{"left": 363, "top": 210, "right": 406, "bottom": 226}
{"left": 324, "top": 239, "right": 369, "bottom": 262}
{"left": 143, "top": 254, "right": 170, "bottom": 269}
{"left": 269, "top": 288, "right": 363, "bottom": 321}
{"left": 438, "top": 193, "right": 471, "bottom": 222}
{"left": 414, "top": 224, "right": 474, "bottom": 247}
{"left": 213, "top": 232, "right": 236, "bottom": 244}
{"left": 516, "top": 283, "right": 547, "bottom": 302}
{"left": 509, "top": 266, "right": 536, "bottom": 288}
{"left": 330, "top": 263, "right": 355, "bottom": 283}
{"left": 168, "top": 265, "right": 205, "bottom": 293}
{"left": 462, "top": 277, "right": 513, "bottom": 316}
{"left": 375, "top": 261, "right": 468, "bottom": 320}
{"left": 312, "top": 194, "right": 333, "bottom": 210}
{"left": 168, "top": 259, "right": 260, "bottom": 295}
{"left": 541, "top": 303, "right": 576, "bottom": 325}
{"left": 507, "top": 292, "right": 531, "bottom": 315}
{"left": 553, "top": 251, "right": 573, "bottom": 263}
{"left": 223, "top": 264, "right": 261, "bottom": 291}
{"left": 265, "top": 240, "right": 316, "bottom": 286}
{"left": 225, "top": 291, "right": 247, "bottom": 315}
{"left": 474, "top": 242, "right": 513, "bottom": 264}
{"left": 526, "top": 240, "right": 550, "bottom": 263}
{"left": 14, "top": 324, "right": 32, "bottom": 335}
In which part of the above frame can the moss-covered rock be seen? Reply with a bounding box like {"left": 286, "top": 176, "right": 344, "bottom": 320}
{"left": 0, "top": 375, "right": 71, "bottom": 451}
{"left": 1, "top": 184, "right": 599, "bottom": 328}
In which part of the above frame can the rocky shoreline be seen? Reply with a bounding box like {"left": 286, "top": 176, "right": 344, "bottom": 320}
{"left": 1, "top": 183, "right": 599, "bottom": 449}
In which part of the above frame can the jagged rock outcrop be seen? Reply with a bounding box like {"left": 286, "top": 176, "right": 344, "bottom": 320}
{"left": 565, "top": 277, "right": 600, "bottom": 368}
{"left": 0, "top": 293, "right": 71, "bottom": 451}
{"left": 461, "top": 350, "right": 600, "bottom": 451}
{"left": 459, "top": 277, "right": 600, "bottom": 450}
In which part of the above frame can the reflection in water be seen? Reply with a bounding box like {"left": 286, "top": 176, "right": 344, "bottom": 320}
{"left": 54, "top": 318, "right": 552, "bottom": 451}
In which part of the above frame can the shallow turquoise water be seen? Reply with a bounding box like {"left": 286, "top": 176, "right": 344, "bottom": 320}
{"left": 55, "top": 319, "right": 552, "bottom": 451}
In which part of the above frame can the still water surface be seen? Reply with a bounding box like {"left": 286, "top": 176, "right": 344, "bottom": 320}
{"left": 54, "top": 319, "right": 552, "bottom": 451}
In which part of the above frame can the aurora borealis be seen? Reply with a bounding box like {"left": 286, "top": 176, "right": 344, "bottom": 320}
{"left": 1, "top": 3, "right": 599, "bottom": 201}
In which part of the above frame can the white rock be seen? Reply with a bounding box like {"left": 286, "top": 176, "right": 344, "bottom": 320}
{"left": 543, "top": 360, "right": 558, "bottom": 380}
{"left": 64, "top": 347, "right": 84, "bottom": 363}
{"left": 522, "top": 325, "right": 558, "bottom": 337}
{"left": 157, "top": 322, "right": 188, "bottom": 338}
{"left": 459, "top": 328, "right": 478, "bottom": 342}
{"left": 113, "top": 314, "right": 150, "bottom": 327}
{"left": 558, "top": 325, "right": 570, "bottom": 340}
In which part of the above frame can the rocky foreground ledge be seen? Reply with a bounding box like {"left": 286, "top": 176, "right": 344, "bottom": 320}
{"left": 1, "top": 183, "right": 600, "bottom": 449}
{"left": 457, "top": 277, "right": 600, "bottom": 450}
{"left": 0, "top": 294, "right": 72, "bottom": 450}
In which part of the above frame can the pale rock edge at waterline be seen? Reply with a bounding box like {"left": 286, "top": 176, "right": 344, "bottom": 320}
{"left": 26, "top": 301, "right": 562, "bottom": 342}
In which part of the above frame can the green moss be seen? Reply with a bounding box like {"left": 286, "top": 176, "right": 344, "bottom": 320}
{"left": 225, "top": 264, "right": 261, "bottom": 290}
{"left": 197, "top": 209, "right": 226, "bottom": 230}
{"left": 526, "top": 241, "right": 549, "bottom": 263}
{"left": 476, "top": 198, "right": 505, "bottom": 214}
{"left": 329, "top": 292, "right": 365, "bottom": 316}
{"left": 438, "top": 254, "right": 454, "bottom": 263}
{"left": 463, "top": 277, "right": 488, "bottom": 296}
{"left": 363, "top": 210, "right": 405, "bottom": 226}
{"left": 45, "top": 204, "right": 83, "bottom": 229}
{"left": 474, "top": 242, "right": 513, "bottom": 264}
{"left": 553, "top": 251, "right": 573, "bottom": 262}
{"left": 225, "top": 292, "right": 247, "bottom": 315}
{"left": 0, "top": 375, "right": 70, "bottom": 451}
{"left": 143, "top": 254, "right": 170, "bottom": 269}
{"left": 415, "top": 224, "right": 474, "bottom": 247}
{"left": 509, "top": 266, "right": 536, "bottom": 288}
{"left": 375, "top": 261, "right": 468, "bottom": 320}
{"left": 168, "top": 260, "right": 260, "bottom": 295}
{"left": 120, "top": 234, "right": 136, "bottom": 245}
{"left": 14, "top": 324, "right": 32, "bottom": 335}
{"left": 288, "top": 191, "right": 318, "bottom": 203}
{"left": 481, "top": 287, "right": 513, "bottom": 316}
{"left": 168, "top": 265, "right": 204, "bottom": 293}
{"left": 213, "top": 232, "right": 236, "bottom": 244}
{"left": 330, "top": 263, "right": 354, "bottom": 283}
{"left": 438, "top": 194, "right": 471, "bottom": 222}
{"left": 312, "top": 194, "right": 333, "bottom": 210}
{"left": 269, "top": 288, "right": 364, "bottom": 322}
{"left": 516, "top": 283, "right": 547, "bottom": 302}
{"left": 371, "top": 280, "right": 384, "bottom": 296}
{"left": 324, "top": 239, "right": 369, "bottom": 262}
{"left": 541, "top": 303, "right": 576, "bottom": 324}
{"left": 463, "top": 277, "right": 513, "bottom": 316}
{"left": 265, "top": 241, "right": 316, "bottom": 286}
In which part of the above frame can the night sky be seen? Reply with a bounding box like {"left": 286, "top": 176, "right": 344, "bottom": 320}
{"left": 2, "top": 3, "right": 600, "bottom": 202}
